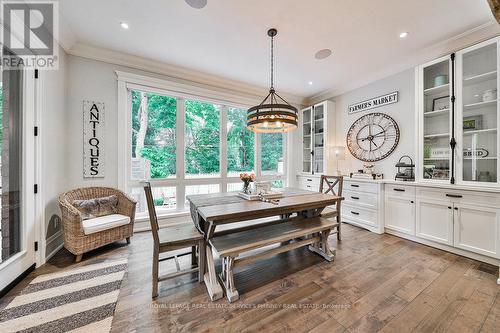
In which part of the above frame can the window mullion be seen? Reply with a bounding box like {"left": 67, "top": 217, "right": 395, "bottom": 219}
{"left": 176, "top": 98, "right": 186, "bottom": 210}
{"left": 220, "top": 106, "right": 228, "bottom": 191}
{"left": 255, "top": 133, "right": 261, "bottom": 178}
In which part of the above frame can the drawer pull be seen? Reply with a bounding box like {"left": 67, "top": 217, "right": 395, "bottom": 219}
{"left": 351, "top": 211, "right": 360, "bottom": 215}
{"left": 307, "top": 179, "right": 312, "bottom": 181}
{"left": 393, "top": 188, "right": 405, "bottom": 192}
{"left": 446, "top": 194, "right": 463, "bottom": 198}
{"left": 350, "top": 196, "right": 360, "bottom": 200}
{"left": 351, "top": 184, "right": 360, "bottom": 188}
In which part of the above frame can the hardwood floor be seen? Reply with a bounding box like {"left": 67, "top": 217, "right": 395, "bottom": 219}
{"left": 1, "top": 223, "right": 499, "bottom": 332}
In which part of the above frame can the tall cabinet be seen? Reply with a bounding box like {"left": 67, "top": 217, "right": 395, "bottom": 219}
{"left": 416, "top": 37, "right": 500, "bottom": 186}
{"left": 301, "top": 101, "right": 335, "bottom": 175}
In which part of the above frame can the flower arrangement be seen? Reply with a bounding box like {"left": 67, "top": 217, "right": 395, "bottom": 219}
{"left": 240, "top": 173, "right": 256, "bottom": 194}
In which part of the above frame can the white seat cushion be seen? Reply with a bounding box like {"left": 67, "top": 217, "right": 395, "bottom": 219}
{"left": 82, "top": 214, "right": 130, "bottom": 235}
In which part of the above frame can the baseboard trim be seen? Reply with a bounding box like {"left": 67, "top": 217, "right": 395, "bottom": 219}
{"left": 45, "top": 243, "right": 64, "bottom": 261}
{"left": 0, "top": 263, "right": 36, "bottom": 298}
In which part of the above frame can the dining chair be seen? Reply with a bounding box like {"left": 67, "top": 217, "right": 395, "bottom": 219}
{"left": 144, "top": 182, "right": 205, "bottom": 298}
{"left": 319, "top": 175, "right": 343, "bottom": 241}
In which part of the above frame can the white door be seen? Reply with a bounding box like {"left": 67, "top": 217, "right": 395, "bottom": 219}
{"left": 385, "top": 196, "right": 415, "bottom": 235}
{"left": 0, "top": 61, "right": 37, "bottom": 291}
{"left": 454, "top": 203, "right": 500, "bottom": 258}
{"left": 416, "top": 198, "right": 454, "bottom": 245}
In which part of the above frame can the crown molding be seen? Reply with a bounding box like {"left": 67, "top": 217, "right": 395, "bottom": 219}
{"left": 306, "top": 20, "right": 500, "bottom": 105}
{"left": 67, "top": 43, "right": 307, "bottom": 106}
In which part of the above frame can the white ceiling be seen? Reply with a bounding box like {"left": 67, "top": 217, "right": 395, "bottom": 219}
{"left": 60, "top": 0, "right": 496, "bottom": 99}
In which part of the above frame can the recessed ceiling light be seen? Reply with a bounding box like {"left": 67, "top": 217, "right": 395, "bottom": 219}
{"left": 315, "top": 49, "right": 332, "bottom": 60}
{"left": 399, "top": 32, "right": 409, "bottom": 38}
{"left": 308, "top": 81, "right": 313, "bottom": 85}
{"left": 185, "top": 0, "right": 207, "bottom": 9}
{"left": 120, "top": 22, "right": 129, "bottom": 30}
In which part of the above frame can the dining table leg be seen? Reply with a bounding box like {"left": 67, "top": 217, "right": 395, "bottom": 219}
{"left": 203, "top": 221, "right": 223, "bottom": 301}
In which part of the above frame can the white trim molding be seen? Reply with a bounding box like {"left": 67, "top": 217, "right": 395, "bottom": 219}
{"left": 70, "top": 43, "right": 306, "bottom": 106}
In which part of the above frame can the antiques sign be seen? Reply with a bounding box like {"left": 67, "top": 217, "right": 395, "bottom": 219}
{"left": 348, "top": 91, "right": 398, "bottom": 114}
{"left": 83, "top": 101, "right": 105, "bottom": 178}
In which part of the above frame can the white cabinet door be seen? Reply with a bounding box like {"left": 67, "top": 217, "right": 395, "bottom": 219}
{"left": 385, "top": 196, "right": 415, "bottom": 235}
{"left": 416, "top": 198, "right": 454, "bottom": 245}
{"left": 454, "top": 203, "right": 500, "bottom": 258}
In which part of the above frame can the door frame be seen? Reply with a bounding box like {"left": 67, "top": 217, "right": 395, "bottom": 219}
{"left": 0, "top": 67, "right": 39, "bottom": 291}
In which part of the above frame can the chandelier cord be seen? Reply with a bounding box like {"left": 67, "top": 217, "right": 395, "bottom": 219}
{"left": 270, "top": 33, "right": 274, "bottom": 90}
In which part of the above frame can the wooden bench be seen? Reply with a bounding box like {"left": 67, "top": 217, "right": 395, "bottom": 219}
{"left": 209, "top": 217, "right": 337, "bottom": 302}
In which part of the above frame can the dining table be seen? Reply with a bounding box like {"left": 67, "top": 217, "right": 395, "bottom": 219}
{"left": 186, "top": 187, "right": 343, "bottom": 301}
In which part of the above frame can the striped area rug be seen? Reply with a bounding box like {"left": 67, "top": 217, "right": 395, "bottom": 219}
{"left": 0, "top": 259, "right": 127, "bottom": 333}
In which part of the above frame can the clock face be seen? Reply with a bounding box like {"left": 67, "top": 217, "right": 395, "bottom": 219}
{"left": 346, "top": 113, "right": 400, "bottom": 162}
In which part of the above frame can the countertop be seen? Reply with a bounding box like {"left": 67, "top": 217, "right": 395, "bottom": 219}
{"left": 297, "top": 173, "right": 500, "bottom": 194}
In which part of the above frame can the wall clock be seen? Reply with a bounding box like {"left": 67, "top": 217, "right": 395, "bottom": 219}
{"left": 346, "top": 112, "right": 400, "bottom": 162}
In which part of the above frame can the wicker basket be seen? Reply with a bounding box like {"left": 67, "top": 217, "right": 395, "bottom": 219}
{"left": 59, "top": 187, "right": 137, "bottom": 261}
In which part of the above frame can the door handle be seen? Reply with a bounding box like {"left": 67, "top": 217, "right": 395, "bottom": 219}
{"left": 351, "top": 196, "right": 360, "bottom": 200}
{"left": 351, "top": 211, "right": 360, "bottom": 215}
{"left": 393, "top": 188, "right": 405, "bottom": 192}
{"left": 446, "top": 194, "right": 463, "bottom": 198}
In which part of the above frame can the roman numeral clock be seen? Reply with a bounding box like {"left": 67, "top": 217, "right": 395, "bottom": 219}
{"left": 346, "top": 113, "right": 400, "bottom": 162}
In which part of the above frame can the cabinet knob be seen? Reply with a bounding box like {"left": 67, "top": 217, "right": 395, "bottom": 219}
{"left": 454, "top": 207, "right": 458, "bottom": 211}
{"left": 448, "top": 206, "right": 452, "bottom": 209}
{"left": 410, "top": 201, "right": 414, "bottom": 203}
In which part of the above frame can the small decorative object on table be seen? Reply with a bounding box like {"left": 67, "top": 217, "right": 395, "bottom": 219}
{"left": 239, "top": 172, "right": 256, "bottom": 194}
{"left": 395, "top": 155, "right": 415, "bottom": 181}
{"left": 255, "top": 181, "right": 272, "bottom": 194}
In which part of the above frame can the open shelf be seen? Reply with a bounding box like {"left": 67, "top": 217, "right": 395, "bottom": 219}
{"left": 424, "top": 83, "right": 449, "bottom": 96}
{"left": 424, "top": 109, "right": 450, "bottom": 117}
{"left": 463, "top": 156, "right": 497, "bottom": 160}
{"left": 463, "top": 100, "right": 497, "bottom": 111}
{"left": 463, "top": 128, "right": 497, "bottom": 135}
{"left": 424, "top": 132, "right": 450, "bottom": 138}
{"left": 463, "top": 70, "right": 497, "bottom": 86}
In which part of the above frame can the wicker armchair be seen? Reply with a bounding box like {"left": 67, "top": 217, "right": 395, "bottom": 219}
{"left": 59, "top": 187, "right": 137, "bottom": 262}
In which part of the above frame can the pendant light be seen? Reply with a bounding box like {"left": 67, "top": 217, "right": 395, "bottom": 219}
{"left": 247, "top": 28, "right": 298, "bottom": 133}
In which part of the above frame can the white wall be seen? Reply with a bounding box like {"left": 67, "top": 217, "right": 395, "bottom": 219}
{"left": 333, "top": 69, "right": 416, "bottom": 178}
{"left": 66, "top": 56, "right": 120, "bottom": 190}
{"left": 42, "top": 46, "right": 68, "bottom": 257}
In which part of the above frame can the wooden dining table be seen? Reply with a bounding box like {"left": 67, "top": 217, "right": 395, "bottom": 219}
{"left": 187, "top": 188, "right": 343, "bottom": 301}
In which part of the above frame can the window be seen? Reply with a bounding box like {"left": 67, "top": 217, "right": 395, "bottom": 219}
{"left": 131, "top": 90, "right": 176, "bottom": 179}
{"left": 227, "top": 107, "right": 255, "bottom": 176}
{"left": 185, "top": 100, "right": 220, "bottom": 177}
{"left": 261, "top": 133, "right": 284, "bottom": 175}
{"left": 124, "top": 81, "right": 287, "bottom": 218}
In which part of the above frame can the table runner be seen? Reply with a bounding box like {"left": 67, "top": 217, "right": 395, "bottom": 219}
{"left": 187, "top": 188, "right": 314, "bottom": 232}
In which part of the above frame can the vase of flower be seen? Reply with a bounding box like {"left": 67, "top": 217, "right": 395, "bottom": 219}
{"left": 240, "top": 173, "right": 256, "bottom": 194}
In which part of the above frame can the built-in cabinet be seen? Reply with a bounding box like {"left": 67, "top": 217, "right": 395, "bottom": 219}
{"left": 301, "top": 101, "right": 335, "bottom": 175}
{"left": 341, "top": 179, "right": 384, "bottom": 234}
{"left": 384, "top": 184, "right": 415, "bottom": 235}
{"left": 384, "top": 183, "right": 500, "bottom": 261}
{"left": 417, "top": 37, "right": 500, "bottom": 186}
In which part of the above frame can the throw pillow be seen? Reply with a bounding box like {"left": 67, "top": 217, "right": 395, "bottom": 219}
{"left": 72, "top": 199, "right": 99, "bottom": 220}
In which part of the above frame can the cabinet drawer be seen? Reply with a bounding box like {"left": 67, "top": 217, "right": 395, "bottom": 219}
{"left": 343, "top": 189, "right": 378, "bottom": 208}
{"left": 342, "top": 204, "right": 377, "bottom": 227}
{"left": 385, "top": 184, "right": 415, "bottom": 198}
{"left": 344, "top": 180, "right": 379, "bottom": 194}
{"left": 298, "top": 176, "right": 320, "bottom": 192}
{"left": 416, "top": 187, "right": 500, "bottom": 208}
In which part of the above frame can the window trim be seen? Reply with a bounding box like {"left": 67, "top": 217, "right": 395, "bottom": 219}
{"left": 117, "top": 71, "right": 287, "bottom": 216}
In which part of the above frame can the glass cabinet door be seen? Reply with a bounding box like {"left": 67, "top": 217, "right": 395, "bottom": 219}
{"left": 313, "top": 103, "right": 325, "bottom": 174}
{"left": 460, "top": 41, "right": 498, "bottom": 183}
{"left": 422, "top": 58, "right": 452, "bottom": 180}
{"left": 302, "top": 107, "right": 312, "bottom": 173}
